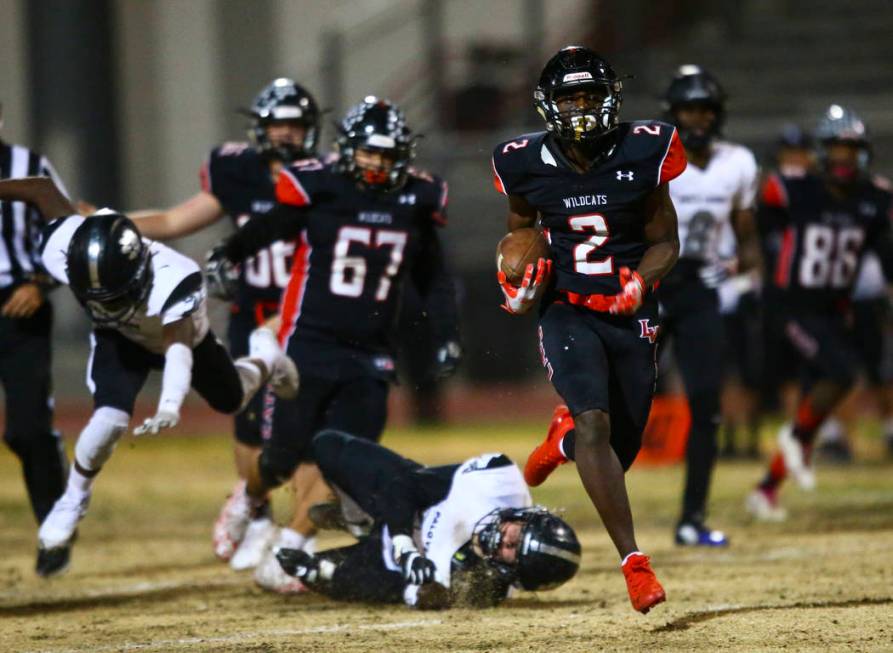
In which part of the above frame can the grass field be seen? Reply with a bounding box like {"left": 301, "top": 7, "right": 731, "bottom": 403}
{"left": 1, "top": 422, "right": 892, "bottom": 652}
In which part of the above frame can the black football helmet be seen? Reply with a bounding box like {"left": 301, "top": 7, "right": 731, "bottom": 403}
{"left": 335, "top": 96, "right": 415, "bottom": 191}
{"left": 244, "top": 78, "right": 320, "bottom": 163}
{"left": 66, "top": 212, "right": 152, "bottom": 325}
{"left": 473, "top": 506, "right": 581, "bottom": 591}
{"left": 815, "top": 104, "right": 871, "bottom": 181}
{"left": 534, "top": 46, "right": 623, "bottom": 145}
{"left": 662, "top": 65, "right": 727, "bottom": 151}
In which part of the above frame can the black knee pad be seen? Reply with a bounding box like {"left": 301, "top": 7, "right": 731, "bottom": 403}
{"left": 258, "top": 444, "right": 301, "bottom": 489}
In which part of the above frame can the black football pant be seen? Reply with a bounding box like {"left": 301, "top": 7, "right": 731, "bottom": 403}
{"left": 258, "top": 375, "right": 389, "bottom": 487}
{"left": 0, "top": 299, "right": 67, "bottom": 524}
{"left": 305, "top": 534, "right": 406, "bottom": 604}
{"left": 658, "top": 280, "right": 724, "bottom": 526}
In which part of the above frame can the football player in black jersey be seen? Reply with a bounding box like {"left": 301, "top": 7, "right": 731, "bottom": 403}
{"left": 493, "top": 46, "right": 686, "bottom": 614}
{"left": 274, "top": 430, "right": 579, "bottom": 610}
{"left": 746, "top": 106, "right": 893, "bottom": 521}
{"left": 129, "top": 79, "right": 322, "bottom": 570}
{"left": 210, "top": 96, "right": 460, "bottom": 590}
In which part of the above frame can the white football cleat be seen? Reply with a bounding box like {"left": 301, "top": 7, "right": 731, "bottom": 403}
{"left": 213, "top": 482, "right": 251, "bottom": 562}
{"left": 254, "top": 545, "right": 307, "bottom": 594}
{"left": 230, "top": 517, "right": 277, "bottom": 571}
{"left": 745, "top": 487, "right": 788, "bottom": 522}
{"left": 270, "top": 354, "right": 299, "bottom": 400}
{"left": 38, "top": 491, "right": 91, "bottom": 549}
{"left": 778, "top": 424, "right": 816, "bottom": 490}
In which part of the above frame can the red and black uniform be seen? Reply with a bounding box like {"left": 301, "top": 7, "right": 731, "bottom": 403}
{"left": 760, "top": 172, "right": 893, "bottom": 388}
{"left": 221, "top": 159, "right": 456, "bottom": 483}
{"left": 201, "top": 142, "right": 292, "bottom": 445}
{"left": 492, "top": 122, "right": 686, "bottom": 468}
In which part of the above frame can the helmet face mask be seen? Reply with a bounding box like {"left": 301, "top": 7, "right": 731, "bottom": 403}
{"left": 663, "top": 65, "right": 726, "bottom": 152}
{"left": 335, "top": 96, "right": 415, "bottom": 191}
{"left": 535, "top": 47, "right": 623, "bottom": 145}
{"left": 472, "top": 506, "right": 581, "bottom": 591}
{"left": 67, "top": 214, "right": 153, "bottom": 325}
{"left": 246, "top": 78, "right": 320, "bottom": 163}
{"left": 815, "top": 104, "right": 871, "bottom": 185}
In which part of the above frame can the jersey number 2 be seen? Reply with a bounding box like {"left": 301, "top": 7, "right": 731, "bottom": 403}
{"left": 330, "top": 226, "right": 407, "bottom": 301}
{"left": 569, "top": 213, "right": 613, "bottom": 275}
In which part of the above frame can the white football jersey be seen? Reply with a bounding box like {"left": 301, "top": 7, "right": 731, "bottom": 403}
{"left": 41, "top": 214, "right": 210, "bottom": 353}
{"left": 669, "top": 140, "right": 759, "bottom": 265}
{"left": 380, "top": 454, "right": 531, "bottom": 605}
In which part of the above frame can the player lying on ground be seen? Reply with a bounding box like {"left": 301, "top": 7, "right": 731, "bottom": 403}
{"left": 492, "top": 46, "right": 685, "bottom": 613}
{"left": 0, "top": 176, "right": 298, "bottom": 577}
{"left": 274, "top": 430, "right": 580, "bottom": 609}
{"left": 207, "top": 96, "right": 460, "bottom": 592}
{"left": 746, "top": 105, "right": 893, "bottom": 520}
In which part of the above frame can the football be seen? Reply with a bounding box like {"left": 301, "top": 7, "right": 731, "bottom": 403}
{"left": 495, "top": 228, "right": 550, "bottom": 286}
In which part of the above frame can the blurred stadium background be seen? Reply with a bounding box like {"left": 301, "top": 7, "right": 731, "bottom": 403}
{"left": 1, "top": 0, "right": 892, "bottom": 416}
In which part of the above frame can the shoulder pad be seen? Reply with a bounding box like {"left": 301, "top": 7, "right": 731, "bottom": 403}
{"left": 276, "top": 158, "right": 330, "bottom": 207}
{"left": 491, "top": 132, "right": 549, "bottom": 195}
{"left": 204, "top": 142, "right": 261, "bottom": 195}
{"left": 619, "top": 121, "right": 687, "bottom": 186}
{"left": 760, "top": 173, "right": 791, "bottom": 208}
{"left": 406, "top": 171, "right": 449, "bottom": 225}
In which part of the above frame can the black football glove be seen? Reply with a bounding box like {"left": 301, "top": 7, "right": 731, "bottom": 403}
{"left": 433, "top": 340, "right": 462, "bottom": 379}
{"left": 393, "top": 534, "right": 436, "bottom": 585}
{"left": 276, "top": 547, "right": 319, "bottom": 584}
{"left": 205, "top": 243, "right": 239, "bottom": 301}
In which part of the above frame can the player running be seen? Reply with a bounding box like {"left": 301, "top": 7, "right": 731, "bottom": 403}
{"left": 275, "top": 430, "right": 580, "bottom": 609}
{"left": 746, "top": 105, "right": 893, "bottom": 520}
{"left": 209, "top": 96, "right": 460, "bottom": 591}
{"left": 0, "top": 176, "right": 297, "bottom": 576}
{"left": 129, "top": 78, "right": 321, "bottom": 571}
{"left": 492, "top": 46, "right": 685, "bottom": 613}
{"left": 657, "top": 66, "right": 760, "bottom": 546}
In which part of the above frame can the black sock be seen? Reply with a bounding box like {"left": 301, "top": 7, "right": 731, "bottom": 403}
{"left": 562, "top": 429, "right": 576, "bottom": 461}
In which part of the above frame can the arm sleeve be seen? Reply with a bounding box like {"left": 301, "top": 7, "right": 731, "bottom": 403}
{"left": 733, "top": 149, "right": 760, "bottom": 211}
{"left": 160, "top": 271, "right": 205, "bottom": 325}
{"left": 379, "top": 465, "right": 457, "bottom": 537}
{"left": 39, "top": 214, "right": 84, "bottom": 284}
{"left": 756, "top": 174, "right": 791, "bottom": 235}
{"left": 410, "top": 221, "right": 460, "bottom": 344}
{"left": 868, "top": 206, "right": 893, "bottom": 282}
{"left": 221, "top": 203, "right": 307, "bottom": 262}
{"left": 658, "top": 127, "right": 687, "bottom": 185}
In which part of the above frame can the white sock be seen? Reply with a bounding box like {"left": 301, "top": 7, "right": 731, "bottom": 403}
{"left": 277, "top": 527, "right": 307, "bottom": 550}
{"left": 67, "top": 465, "right": 94, "bottom": 496}
{"left": 621, "top": 550, "right": 645, "bottom": 567}
{"left": 249, "top": 327, "right": 281, "bottom": 372}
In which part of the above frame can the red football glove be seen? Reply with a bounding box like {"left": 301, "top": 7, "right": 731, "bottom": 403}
{"left": 609, "top": 267, "right": 645, "bottom": 315}
{"left": 498, "top": 258, "right": 551, "bottom": 315}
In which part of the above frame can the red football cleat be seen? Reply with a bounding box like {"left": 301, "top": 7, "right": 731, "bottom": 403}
{"left": 524, "top": 404, "right": 574, "bottom": 487}
{"left": 622, "top": 552, "right": 666, "bottom": 614}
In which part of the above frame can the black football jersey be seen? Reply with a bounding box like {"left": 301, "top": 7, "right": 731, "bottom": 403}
{"left": 201, "top": 142, "right": 292, "bottom": 313}
{"left": 760, "top": 173, "right": 893, "bottom": 311}
{"left": 273, "top": 160, "right": 449, "bottom": 351}
{"left": 492, "top": 122, "right": 686, "bottom": 297}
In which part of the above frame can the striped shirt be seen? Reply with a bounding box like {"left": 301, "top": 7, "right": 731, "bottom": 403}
{"left": 0, "top": 141, "right": 69, "bottom": 288}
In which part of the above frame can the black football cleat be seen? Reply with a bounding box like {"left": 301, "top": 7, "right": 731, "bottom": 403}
{"left": 36, "top": 544, "right": 72, "bottom": 578}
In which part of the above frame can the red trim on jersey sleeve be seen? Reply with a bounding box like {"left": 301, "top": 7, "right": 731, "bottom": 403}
{"left": 430, "top": 178, "right": 449, "bottom": 226}
{"left": 277, "top": 231, "right": 311, "bottom": 346}
{"left": 199, "top": 160, "right": 211, "bottom": 193}
{"left": 276, "top": 169, "right": 312, "bottom": 207}
{"left": 492, "top": 156, "right": 508, "bottom": 195}
{"left": 761, "top": 174, "right": 789, "bottom": 208}
{"left": 658, "top": 129, "right": 687, "bottom": 185}
{"left": 774, "top": 226, "right": 796, "bottom": 288}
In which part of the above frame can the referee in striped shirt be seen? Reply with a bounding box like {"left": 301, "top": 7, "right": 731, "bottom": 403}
{"left": 0, "top": 103, "right": 70, "bottom": 574}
